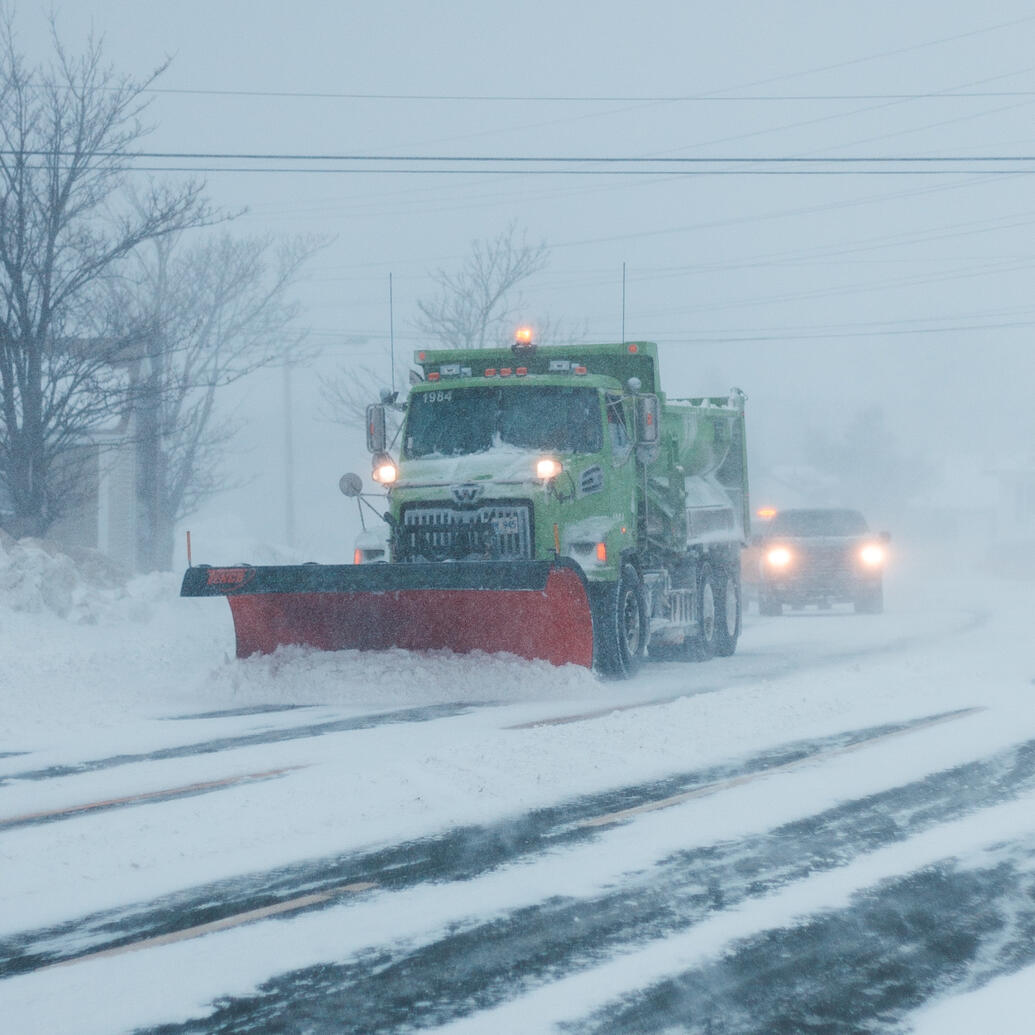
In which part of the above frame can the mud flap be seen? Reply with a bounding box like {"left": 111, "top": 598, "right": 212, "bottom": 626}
{"left": 180, "top": 559, "right": 594, "bottom": 668}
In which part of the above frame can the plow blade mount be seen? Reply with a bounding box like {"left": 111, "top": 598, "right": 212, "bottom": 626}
{"left": 180, "top": 558, "right": 594, "bottom": 668}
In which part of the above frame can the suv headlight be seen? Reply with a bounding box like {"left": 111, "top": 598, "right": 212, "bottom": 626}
{"left": 859, "top": 544, "right": 885, "bottom": 567}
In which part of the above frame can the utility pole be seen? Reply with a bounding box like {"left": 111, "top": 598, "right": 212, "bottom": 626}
{"left": 283, "top": 347, "right": 295, "bottom": 547}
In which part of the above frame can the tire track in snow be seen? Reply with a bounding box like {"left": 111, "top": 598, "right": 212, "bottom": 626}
{"left": 0, "top": 701, "right": 479, "bottom": 788}
{"left": 519, "top": 605, "right": 989, "bottom": 730}
{"left": 146, "top": 732, "right": 1035, "bottom": 1034}
{"left": 0, "top": 709, "right": 978, "bottom": 978}
{"left": 593, "top": 836, "right": 1035, "bottom": 1034}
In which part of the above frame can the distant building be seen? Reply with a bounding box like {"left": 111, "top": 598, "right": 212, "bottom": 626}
{"left": 47, "top": 427, "right": 139, "bottom": 568}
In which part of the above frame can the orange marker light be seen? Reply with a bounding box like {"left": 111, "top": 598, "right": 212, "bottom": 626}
{"left": 353, "top": 548, "right": 363, "bottom": 565}
{"left": 628, "top": 343, "right": 639, "bottom": 353}
{"left": 515, "top": 326, "right": 534, "bottom": 345}
{"left": 595, "top": 542, "right": 607, "bottom": 562}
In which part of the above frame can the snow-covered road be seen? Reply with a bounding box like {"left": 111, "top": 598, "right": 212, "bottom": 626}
{"left": 1, "top": 552, "right": 1034, "bottom": 1032}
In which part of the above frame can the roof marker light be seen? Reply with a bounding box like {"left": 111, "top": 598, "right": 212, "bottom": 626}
{"left": 628, "top": 343, "right": 639, "bottom": 353}
{"left": 427, "top": 371, "right": 440, "bottom": 381}
{"left": 516, "top": 366, "right": 527, "bottom": 376}
{"left": 574, "top": 365, "right": 587, "bottom": 375}
{"left": 484, "top": 368, "right": 497, "bottom": 377}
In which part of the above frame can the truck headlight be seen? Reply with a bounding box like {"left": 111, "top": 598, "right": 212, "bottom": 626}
{"left": 536, "top": 457, "right": 563, "bottom": 480}
{"left": 766, "top": 546, "right": 792, "bottom": 568}
{"left": 859, "top": 543, "right": 885, "bottom": 567}
{"left": 372, "top": 452, "right": 398, "bottom": 484}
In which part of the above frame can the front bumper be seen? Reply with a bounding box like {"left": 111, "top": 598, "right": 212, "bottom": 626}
{"left": 761, "top": 569, "right": 881, "bottom": 605}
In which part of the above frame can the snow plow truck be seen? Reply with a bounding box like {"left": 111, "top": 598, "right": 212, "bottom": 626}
{"left": 181, "top": 335, "right": 750, "bottom": 678}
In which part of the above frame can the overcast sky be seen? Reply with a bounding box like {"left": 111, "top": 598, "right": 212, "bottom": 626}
{"left": 14, "top": 2, "right": 1035, "bottom": 556}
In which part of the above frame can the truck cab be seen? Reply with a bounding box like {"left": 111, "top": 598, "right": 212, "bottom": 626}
{"left": 357, "top": 337, "right": 749, "bottom": 675}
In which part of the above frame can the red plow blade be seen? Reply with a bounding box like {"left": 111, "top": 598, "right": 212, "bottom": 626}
{"left": 181, "top": 559, "right": 594, "bottom": 668}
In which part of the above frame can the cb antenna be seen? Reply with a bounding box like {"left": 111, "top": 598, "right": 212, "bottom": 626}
{"left": 621, "top": 261, "right": 627, "bottom": 343}
{"left": 389, "top": 272, "right": 396, "bottom": 395}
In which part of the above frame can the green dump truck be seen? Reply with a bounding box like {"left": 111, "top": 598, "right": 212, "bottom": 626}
{"left": 182, "top": 336, "right": 750, "bottom": 678}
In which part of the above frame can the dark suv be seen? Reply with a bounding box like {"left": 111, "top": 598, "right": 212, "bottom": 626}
{"left": 756, "top": 508, "right": 889, "bottom": 615}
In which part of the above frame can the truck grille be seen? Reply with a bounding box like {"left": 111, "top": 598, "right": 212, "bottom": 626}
{"left": 398, "top": 502, "right": 533, "bottom": 562}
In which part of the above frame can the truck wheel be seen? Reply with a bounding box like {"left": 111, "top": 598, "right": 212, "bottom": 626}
{"left": 854, "top": 582, "right": 884, "bottom": 614}
{"left": 713, "top": 567, "right": 741, "bottom": 657}
{"left": 594, "top": 563, "right": 648, "bottom": 678}
{"left": 691, "top": 564, "right": 719, "bottom": 661}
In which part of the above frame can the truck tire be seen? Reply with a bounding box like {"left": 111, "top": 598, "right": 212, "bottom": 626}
{"left": 594, "top": 563, "right": 648, "bottom": 678}
{"left": 691, "top": 564, "right": 719, "bottom": 661}
{"left": 713, "top": 566, "right": 742, "bottom": 657}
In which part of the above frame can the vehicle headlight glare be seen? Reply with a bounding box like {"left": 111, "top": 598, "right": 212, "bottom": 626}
{"left": 372, "top": 461, "right": 397, "bottom": 484}
{"left": 766, "top": 546, "right": 792, "bottom": 568}
{"left": 537, "top": 457, "right": 562, "bottom": 480}
{"left": 860, "top": 544, "right": 885, "bottom": 567}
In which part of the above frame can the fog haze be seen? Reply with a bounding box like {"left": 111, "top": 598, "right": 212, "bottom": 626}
{"left": 18, "top": 1, "right": 1035, "bottom": 559}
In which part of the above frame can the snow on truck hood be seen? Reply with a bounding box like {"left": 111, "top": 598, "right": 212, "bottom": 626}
{"left": 395, "top": 444, "right": 547, "bottom": 489}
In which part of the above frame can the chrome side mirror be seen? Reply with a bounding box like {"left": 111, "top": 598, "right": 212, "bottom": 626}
{"left": 365, "top": 403, "right": 387, "bottom": 452}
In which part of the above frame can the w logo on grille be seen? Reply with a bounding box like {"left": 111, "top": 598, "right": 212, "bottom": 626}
{"left": 451, "top": 483, "right": 484, "bottom": 503}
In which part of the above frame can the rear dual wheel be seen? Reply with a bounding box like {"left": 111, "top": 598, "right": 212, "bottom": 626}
{"left": 693, "top": 564, "right": 741, "bottom": 660}
{"left": 713, "top": 565, "right": 742, "bottom": 657}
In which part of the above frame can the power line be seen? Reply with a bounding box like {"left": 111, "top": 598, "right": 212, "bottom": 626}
{"left": 11, "top": 149, "right": 1035, "bottom": 163}
{"left": 114, "top": 167, "right": 1035, "bottom": 176}
{"left": 120, "top": 13, "right": 1035, "bottom": 104}
{"left": 12, "top": 150, "right": 1035, "bottom": 177}
{"left": 131, "top": 87, "right": 1035, "bottom": 102}
{"left": 668, "top": 317, "right": 1035, "bottom": 344}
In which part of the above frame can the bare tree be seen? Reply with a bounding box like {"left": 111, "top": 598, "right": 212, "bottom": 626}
{"left": 321, "top": 360, "right": 408, "bottom": 438}
{"left": 324, "top": 223, "right": 552, "bottom": 431}
{"left": 0, "top": 13, "right": 210, "bottom": 538}
{"left": 116, "top": 231, "right": 326, "bottom": 571}
{"left": 415, "top": 222, "right": 548, "bottom": 349}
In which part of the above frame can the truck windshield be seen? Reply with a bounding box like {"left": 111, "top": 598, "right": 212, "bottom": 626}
{"left": 404, "top": 385, "right": 603, "bottom": 458}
